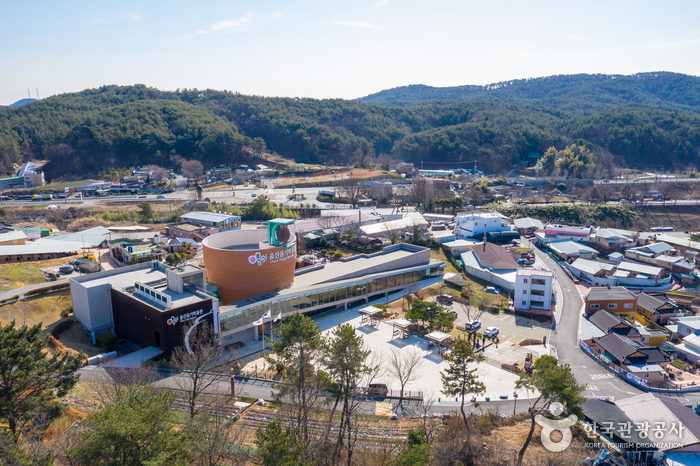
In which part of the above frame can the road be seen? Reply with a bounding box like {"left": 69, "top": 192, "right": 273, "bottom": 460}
{"left": 533, "top": 243, "right": 700, "bottom": 407}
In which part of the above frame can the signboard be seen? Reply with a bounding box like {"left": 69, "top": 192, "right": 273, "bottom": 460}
{"left": 374, "top": 402, "right": 393, "bottom": 417}
{"left": 248, "top": 245, "right": 296, "bottom": 267}
{"left": 167, "top": 308, "right": 205, "bottom": 326}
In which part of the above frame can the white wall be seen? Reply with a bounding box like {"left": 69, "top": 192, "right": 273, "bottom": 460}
{"left": 514, "top": 272, "right": 553, "bottom": 310}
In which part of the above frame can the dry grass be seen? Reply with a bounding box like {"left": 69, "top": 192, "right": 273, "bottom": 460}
{"left": 0, "top": 290, "right": 72, "bottom": 329}
{"left": 273, "top": 168, "right": 391, "bottom": 188}
{"left": 0, "top": 264, "right": 47, "bottom": 289}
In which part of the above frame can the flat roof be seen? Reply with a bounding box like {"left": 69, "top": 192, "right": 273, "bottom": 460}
{"left": 443, "top": 239, "right": 482, "bottom": 248}
{"left": 392, "top": 318, "right": 413, "bottom": 328}
{"left": 587, "top": 286, "right": 636, "bottom": 301}
{"left": 513, "top": 217, "right": 544, "bottom": 229}
{"left": 549, "top": 240, "right": 599, "bottom": 256}
{"left": 220, "top": 244, "right": 440, "bottom": 310}
{"left": 79, "top": 267, "right": 167, "bottom": 291}
{"left": 181, "top": 212, "right": 241, "bottom": 223}
{"left": 516, "top": 268, "right": 552, "bottom": 278}
{"left": 425, "top": 331, "right": 451, "bottom": 342}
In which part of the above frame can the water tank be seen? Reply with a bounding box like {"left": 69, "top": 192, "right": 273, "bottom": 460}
{"left": 128, "top": 246, "right": 133, "bottom": 253}
{"left": 153, "top": 235, "right": 160, "bottom": 244}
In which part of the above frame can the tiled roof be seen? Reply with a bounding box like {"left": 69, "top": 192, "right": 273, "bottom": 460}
{"left": 587, "top": 286, "right": 636, "bottom": 302}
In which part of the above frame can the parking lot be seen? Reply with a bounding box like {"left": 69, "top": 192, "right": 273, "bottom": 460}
{"left": 427, "top": 297, "right": 551, "bottom": 346}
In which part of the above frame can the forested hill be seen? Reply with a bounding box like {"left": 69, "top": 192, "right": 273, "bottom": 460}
{"left": 1, "top": 76, "right": 700, "bottom": 181}
{"left": 358, "top": 72, "right": 700, "bottom": 111}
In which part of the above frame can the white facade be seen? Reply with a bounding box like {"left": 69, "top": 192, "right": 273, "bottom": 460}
{"left": 454, "top": 213, "right": 510, "bottom": 239}
{"left": 515, "top": 269, "right": 553, "bottom": 311}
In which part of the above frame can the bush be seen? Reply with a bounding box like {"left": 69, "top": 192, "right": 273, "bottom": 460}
{"left": 50, "top": 319, "right": 75, "bottom": 339}
{"left": 97, "top": 332, "right": 119, "bottom": 352}
{"left": 60, "top": 307, "right": 73, "bottom": 318}
{"left": 333, "top": 251, "right": 343, "bottom": 259}
{"left": 321, "top": 249, "right": 328, "bottom": 255}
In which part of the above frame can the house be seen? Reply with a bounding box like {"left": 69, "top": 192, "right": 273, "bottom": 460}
{"left": 512, "top": 217, "right": 544, "bottom": 235}
{"left": 442, "top": 239, "right": 482, "bottom": 256}
{"left": 595, "top": 228, "right": 634, "bottom": 248}
{"left": 636, "top": 293, "right": 685, "bottom": 325}
{"left": 0, "top": 230, "right": 27, "bottom": 246}
{"left": 655, "top": 234, "right": 700, "bottom": 255}
{"left": 636, "top": 326, "right": 669, "bottom": 347}
{"left": 180, "top": 212, "right": 241, "bottom": 230}
{"left": 568, "top": 258, "right": 616, "bottom": 285}
{"left": 590, "top": 333, "right": 670, "bottom": 382}
{"left": 581, "top": 398, "right": 659, "bottom": 464}
{"left": 548, "top": 240, "right": 599, "bottom": 261}
{"left": 626, "top": 242, "right": 676, "bottom": 262}
{"left": 359, "top": 218, "right": 428, "bottom": 240}
{"left": 166, "top": 223, "right": 219, "bottom": 242}
{"left": 616, "top": 394, "right": 700, "bottom": 460}
{"left": 588, "top": 310, "right": 641, "bottom": 342}
{"left": 460, "top": 242, "right": 519, "bottom": 291}
{"left": 514, "top": 268, "right": 553, "bottom": 315}
{"left": 608, "top": 252, "right": 624, "bottom": 264}
{"left": 585, "top": 286, "right": 637, "bottom": 318}
{"left": 301, "top": 229, "right": 340, "bottom": 248}
{"left": 533, "top": 225, "right": 593, "bottom": 246}
{"left": 453, "top": 212, "right": 511, "bottom": 239}
{"left": 615, "top": 260, "right": 668, "bottom": 282}
{"left": 653, "top": 255, "right": 696, "bottom": 276}
{"left": 567, "top": 258, "right": 673, "bottom": 288}
{"left": 673, "top": 316, "right": 700, "bottom": 339}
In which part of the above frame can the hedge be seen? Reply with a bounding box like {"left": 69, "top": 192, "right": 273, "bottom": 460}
{"left": 24, "top": 283, "right": 70, "bottom": 299}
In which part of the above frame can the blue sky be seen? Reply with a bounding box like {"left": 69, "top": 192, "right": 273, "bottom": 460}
{"left": 2, "top": 0, "right": 700, "bottom": 105}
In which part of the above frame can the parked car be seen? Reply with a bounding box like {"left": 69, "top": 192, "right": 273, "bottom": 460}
{"left": 59, "top": 265, "right": 73, "bottom": 274}
{"left": 484, "top": 286, "right": 500, "bottom": 294}
{"left": 517, "top": 259, "right": 534, "bottom": 266}
{"left": 251, "top": 193, "right": 257, "bottom": 197}
{"left": 464, "top": 320, "right": 481, "bottom": 331}
{"left": 437, "top": 294, "right": 454, "bottom": 305}
{"left": 156, "top": 194, "right": 165, "bottom": 199}
{"left": 448, "top": 309, "right": 458, "bottom": 320}
{"left": 484, "top": 327, "right": 499, "bottom": 338}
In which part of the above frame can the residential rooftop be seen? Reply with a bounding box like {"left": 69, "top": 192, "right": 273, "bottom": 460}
{"left": 587, "top": 286, "right": 637, "bottom": 301}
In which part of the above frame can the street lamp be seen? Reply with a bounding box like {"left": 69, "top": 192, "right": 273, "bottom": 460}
{"left": 513, "top": 392, "right": 518, "bottom": 415}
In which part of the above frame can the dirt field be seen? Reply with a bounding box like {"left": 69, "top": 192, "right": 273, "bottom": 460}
{"left": 53, "top": 318, "right": 102, "bottom": 357}
{"left": 0, "top": 290, "right": 72, "bottom": 329}
{"left": 273, "top": 168, "right": 393, "bottom": 188}
{"left": 633, "top": 205, "right": 700, "bottom": 231}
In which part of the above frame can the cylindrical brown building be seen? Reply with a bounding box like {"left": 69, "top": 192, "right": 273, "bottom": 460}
{"left": 202, "top": 228, "right": 297, "bottom": 305}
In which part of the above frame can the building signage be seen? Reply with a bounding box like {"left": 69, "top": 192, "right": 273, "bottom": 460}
{"left": 167, "top": 308, "right": 205, "bottom": 326}
{"left": 248, "top": 245, "right": 296, "bottom": 267}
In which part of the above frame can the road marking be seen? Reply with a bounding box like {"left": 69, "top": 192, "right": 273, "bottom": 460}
{"left": 586, "top": 384, "right": 599, "bottom": 391}
{"left": 590, "top": 373, "right": 615, "bottom": 380}
{"left": 608, "top": 382, "right": 637, "bottom": 395}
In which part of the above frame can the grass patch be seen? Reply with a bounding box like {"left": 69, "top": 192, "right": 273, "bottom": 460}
{"left": 430, "top": 247, "right": 458, "bottom": 274}
{"left": 0, "top": 265, "right": 47, "bottom": 289}
{"left": 0, "top": 290, "right": 72, "bottom": 330}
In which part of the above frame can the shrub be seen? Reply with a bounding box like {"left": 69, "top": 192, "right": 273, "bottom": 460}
{"left": 321, "top": 249, "right": 328, "bottom": 255}
{"left": 50, "top": 319, "right": 74, "bottom": 339}
{"left": 97, "top": 332, "right": 119, "bottom": 352}
{"left": 60, "top": 307, "right": 72, "bottom": 318}
{"left": 333, "top": 252, "right": 343, "bottom": 259}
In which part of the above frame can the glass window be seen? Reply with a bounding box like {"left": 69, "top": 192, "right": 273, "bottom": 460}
{"left": 531, "top": 290, "right": 544, "bottom": 296}
{"left": 532, "top": 278, "right": 546, "bottom": 286}
{"left": 624, "top": 303, "right": 633, "bottom": 308}
{"left": 608, "top": 303, "right": 617, "bottom": 309}
{"left": 590, "top": 304, "right": 600, "bottom": 310}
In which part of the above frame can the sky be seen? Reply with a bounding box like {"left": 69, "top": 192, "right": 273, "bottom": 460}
{"left": 2, "top": 0, "right": 700, "bottom": 106}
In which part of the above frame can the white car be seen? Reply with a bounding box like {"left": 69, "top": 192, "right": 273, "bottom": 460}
{"left": 464, "top": 320, "right": 481, "bottom": 331}
{"left": 484, "top": 286, "right": 500, "bottom": 294}
{"left": 484, "top": 327, "right": 499, "bottom": 338}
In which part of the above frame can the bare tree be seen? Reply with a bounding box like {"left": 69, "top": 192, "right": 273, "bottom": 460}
{"left": 465, "top": 295, "right": 490, "bottom": 343}
{"left": 143, "top": 164, "right": 169, "bottom": 183}
{"left": 336, "top": 180, "right": 367, "bottom": 209}
{"left": 386, "top": 347, "right": 424, "bottom": 405}
{"left": 82, "top": 362, "right": 161, "bottom": 406}
{"left": 381, "top": 221, "right": 402, "bottom": 245}
{"left": 171, "top": 321, "right": 235, "bottom": 418}
{"left": 182, "top": 397, "right": 247, "bottom": 466}
{"left": 181, "top": 160, "right": 204, "bottom": 180}
{"left": 318, "top": 214, "right": 348, "bottom": 231}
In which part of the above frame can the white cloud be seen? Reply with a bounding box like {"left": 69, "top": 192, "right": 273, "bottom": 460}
{"left": 333, "top": 21, "right": 384, "bottom": 31}
{"left": 375, "top": 0, "right": 394, "bottom": 7}
{"left": 125, "top": 12, "right": 145, "bottom": 22}
{"left": 197, "top": 12, "right": 280, "bottom": 34}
